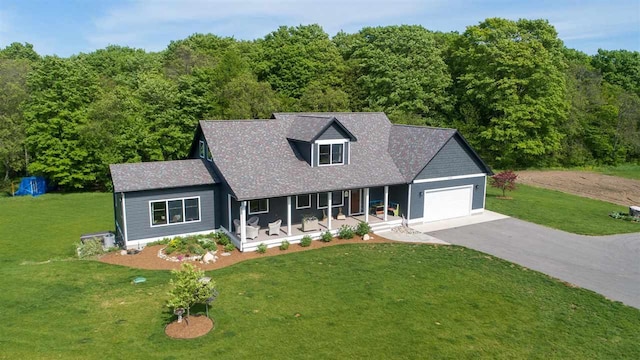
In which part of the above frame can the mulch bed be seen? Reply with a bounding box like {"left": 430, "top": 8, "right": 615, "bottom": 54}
{"left": 165, "top": 315, "right": 213, "bottom": 339}
{"left": 99, "top": 235, "right": 394, "bottom": 271}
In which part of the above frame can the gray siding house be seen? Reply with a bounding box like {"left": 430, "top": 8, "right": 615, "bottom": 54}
{"left": 109, "top": 112, "right": 492, "bottom": 251}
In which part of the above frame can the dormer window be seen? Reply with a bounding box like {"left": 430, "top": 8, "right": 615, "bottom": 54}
{"left": 317, "top": 140, "right": 347, "bottom": 166}
{"left": 319, "top": 143, "right": 343, "bottom": 165}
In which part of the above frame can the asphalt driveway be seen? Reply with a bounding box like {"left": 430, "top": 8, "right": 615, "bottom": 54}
{"left": 424, "top": 217, "right": 640, "bottom": 309}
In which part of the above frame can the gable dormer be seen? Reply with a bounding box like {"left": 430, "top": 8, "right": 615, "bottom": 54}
{"left": 287, "top": 116, "right": 357, "bottom": 167}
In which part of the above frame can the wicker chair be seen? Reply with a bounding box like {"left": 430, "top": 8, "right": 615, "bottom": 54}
{"left": 247, "top": 216, "right": 259, "bottom": 227}
{"left": 234, "top": 219, "right": 259, "bottom": 240}
{"left": 268, "top": 219, "right": 281, "bottom": 236}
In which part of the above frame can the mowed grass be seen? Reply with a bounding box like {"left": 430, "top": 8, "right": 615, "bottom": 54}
{"left": 486, "top": 184, "right": 639, "bottom": 235}
{"left": 593, "top": 163, "right": 640, "bottom": 180}
{"left": 1, "top": 194, "right": 639, "bottom": 359}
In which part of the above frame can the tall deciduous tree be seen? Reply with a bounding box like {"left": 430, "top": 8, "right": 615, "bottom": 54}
{"left": 451, "top": 18, "right": 568, "bottom": 168}
{"left": 255, "top": 24, "right": 345, "bottom": 99}
{"left": 0, "top": 58, "right": 31, "bottom": 180}
{"left": 592, "top": 49, "right": 640, "bottom": 96}
{"left": 23, "top": 56, "right": 101, "bottom": 189}
{"left": 338, "top": 25, "right": 453, "bottom": 125}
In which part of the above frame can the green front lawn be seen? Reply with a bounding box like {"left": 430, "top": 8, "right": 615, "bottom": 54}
{"left": 486, "top": 184, "right": 639, "bottom": 235}
{"left": 592, "top": 164, "right": 640, "bottom": 180}
{"left": 1, "top": 193, "right": 639, "bottom": 359}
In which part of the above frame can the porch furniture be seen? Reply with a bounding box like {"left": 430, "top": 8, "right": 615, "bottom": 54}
{"left": 248, "top": 216, "right": 259, "bottom": 227}
{"left": 268, "top": 219, "right": 282, "bottom": 236}
{"left": 233, "top": 219, "right": 260, "bottom": 240}
{"left": 302, "top": 217, "right": 319, "bottom": 232}
{"left": 246, "top": 224, "right": 259, "bottom": 240}
{"left": 233, "top": 219, "right": 241, "bottom": 236}
{"left": 369, "top": 200, "right": 399, "bottom": 217}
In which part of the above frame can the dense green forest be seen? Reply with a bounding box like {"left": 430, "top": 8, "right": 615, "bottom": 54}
{"left": 1, "top": 18, "right": 639, "bottom": 190}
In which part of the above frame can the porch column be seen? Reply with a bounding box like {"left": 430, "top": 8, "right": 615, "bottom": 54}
{"left": 364, "top": 188, "right": 370, "bottom": 223}
{"left": 227, "top": 194, "right": 232, "bottom": 231}
{"left": 240, "top": 201, "right": 247, "bottom": 251}
{"left": 287, "top": 196, "right": 292, "bottom": 236}
{"left": 327, "top": 191, "right": 332, "bottom": 230}
{"left": 407, "top": 184, "right": 412, "bottom": 221}
{"left": 383, "top": 185, "right": 389, "bottom": 222}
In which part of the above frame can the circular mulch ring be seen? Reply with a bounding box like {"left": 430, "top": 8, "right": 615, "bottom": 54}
{"left": 165, "top": 315, "right": 213, "bottom": 339}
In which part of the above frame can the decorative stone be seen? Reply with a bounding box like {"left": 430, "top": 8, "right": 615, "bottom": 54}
{"left": 120, "top": 250, "right": 127, "bottom": 256}
{"left": 363, "top": 234, "right": 370, "bottom": 241}
{"left": 221, "top": 252, "right": 231, "bottom": 257}
{"left": 202, "top": 252, "right": 217, "bottom": 264}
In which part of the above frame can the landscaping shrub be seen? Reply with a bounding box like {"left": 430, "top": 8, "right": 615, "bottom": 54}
{"left": 355, "top": 222, "right": 371, "bottom": 236}
{"left": 76, "top": 237, "right": 105, "bottom": 259}
{"left": 198, "top": 238, "right": 216, "bottom": 251}
{"left": 279, "top": 240, "right": 290, "bottom": 251}
{"left": 224, "top": 243, "right": 235, "bottom": 252}
{"left": 300, "top": 235, "right": 312, "bottom": 247}
{"left": 256, "top": 243, "right": 267, "bottom": 253}
{"left": 216, "top": 233, "right": 231, "bottom": 246}
{"left": 338, "top": 225, "right": 355, "bottom": 239}
{"left": 321, "top": 230, "right": 333, "bottom": 242}
{"left": 164, "top": 235, "right": 211, "bottom": 255}
{"left": 609, "top": 212, "right": 640, "bottom": 222}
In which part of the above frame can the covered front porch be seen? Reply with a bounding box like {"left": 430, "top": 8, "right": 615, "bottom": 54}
{"left": 224, "top": 185, "right": 406, "bottom": 252}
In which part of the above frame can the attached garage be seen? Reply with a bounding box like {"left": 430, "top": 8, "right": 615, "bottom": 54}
{"left": 423, "top": 185, "right": 473, "bottom": 222}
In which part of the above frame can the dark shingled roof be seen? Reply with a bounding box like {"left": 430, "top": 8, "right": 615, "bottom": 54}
{"left": 388, "top": 125, "right": 457, "bottom": 182}
{"left": 200, "top": 112, "right": 407, "bottom": 201}
{"left": 286, "top": 115, "right": 356, "bottom": 142}
{"left": 110, "top": 159, "right": 219, "bottom": 193}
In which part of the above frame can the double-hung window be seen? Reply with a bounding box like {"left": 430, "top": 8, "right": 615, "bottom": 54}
{"left": 317, "top": 191, "right": 344, "bottom": 209}
{"left": 296, "top": 194, "right": 311, "bottom": 209}
{"left": 249, "top": 199, "right": 269, "bottom": 215}
{"left": 150, "top": 197, "right": 200, "bottom": 226}
{"left": 318, "top": 142, "right": 345, "bottom": 166}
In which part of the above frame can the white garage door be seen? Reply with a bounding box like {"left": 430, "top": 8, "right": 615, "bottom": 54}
{"left": 423, "top": 186, "right": 472, "bottom": 222}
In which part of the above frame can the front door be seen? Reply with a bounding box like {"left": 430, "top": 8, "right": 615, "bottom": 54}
{"left": 350, "top": 189, "right": 363, "bottom": 215}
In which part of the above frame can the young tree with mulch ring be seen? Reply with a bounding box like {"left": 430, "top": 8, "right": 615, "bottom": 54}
{"left": 490, "top": 170, "right": 518, "bottom": 198}
{"left": 167, "top": 263, "right": 217, "bottom": 323}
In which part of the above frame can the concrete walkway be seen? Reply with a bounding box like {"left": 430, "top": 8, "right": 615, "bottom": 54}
{"left": 380, "top": 211, "right": 508, "bottom": 244}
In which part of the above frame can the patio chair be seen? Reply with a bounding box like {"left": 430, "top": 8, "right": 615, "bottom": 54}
{"left": 268, "top": 219, "right": 282, "bottom": 236}
{"left": 246, "top": 225, "right": 259, "bottom": 240}
{"left": 234, "top": 219, "right": 260, "bottom": 240}
{"left": 233, "top": 219, "right": 241, "bottom": 236}
{"left": 248, "top": 216, "right": 259, "bottom": 227}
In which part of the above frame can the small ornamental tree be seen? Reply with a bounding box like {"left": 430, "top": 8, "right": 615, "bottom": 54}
{"left": 167, "top": 263, "right": 217, "bottom": 323}
{"left": 490, "top": 170, "right": 518, "bottom": 197}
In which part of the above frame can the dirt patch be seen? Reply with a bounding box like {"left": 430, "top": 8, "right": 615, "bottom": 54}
{"left": 99, "top": 235, "right": 394, "bottom": 271}
{"left": 165, "top": 315, "right": 213, "bottom": 339}
{"left": 517, "top": 170, "right": 640, "bottom": 206}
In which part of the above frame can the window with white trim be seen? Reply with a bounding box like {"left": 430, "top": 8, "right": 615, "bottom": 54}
{"left": 199, "top": 140, "right": 205, "bottom": 159}
{"left": 317, "top": 191, "right": 344, "bottom": 209}
{"left": 249, "top": 199, "right": 269, "bottom": 214}
{"left": 150, "top": 197, "right": 200, "bottom": 226}
{"left": 318, "top": 143, "right": 344, "bottom": 166}
{"left": 296, "top": 194, "right": 311, "bottom": 209}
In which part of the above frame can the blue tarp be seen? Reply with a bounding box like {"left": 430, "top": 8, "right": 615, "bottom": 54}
{"left": 15, "top": 176, "right": 47, "bottom": 196}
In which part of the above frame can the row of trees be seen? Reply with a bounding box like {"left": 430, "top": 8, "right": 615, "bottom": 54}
{"left": 1, "top": 18, "right": 639, "bottom": 190}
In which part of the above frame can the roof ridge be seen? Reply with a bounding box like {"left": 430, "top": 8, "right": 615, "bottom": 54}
{"left": 392, "top": 124, "right": 457, "bottom": 131}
